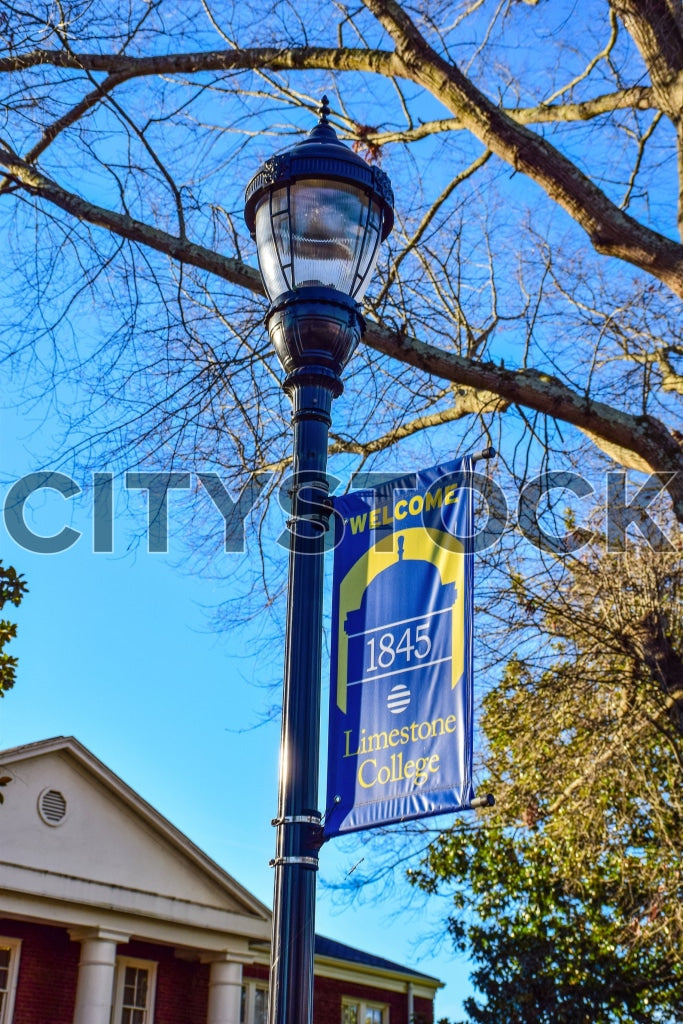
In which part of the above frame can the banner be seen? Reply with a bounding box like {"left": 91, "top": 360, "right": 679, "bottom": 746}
{"left": 324, "top": 457, "right": 474, "bottom": 838}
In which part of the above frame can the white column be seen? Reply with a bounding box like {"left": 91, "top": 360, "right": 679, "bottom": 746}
{"left": 206, "top": 956, "right": 243, "bottom": 1024}
{"left": 69, "top": 927, "right": 129, "bottom": 1024}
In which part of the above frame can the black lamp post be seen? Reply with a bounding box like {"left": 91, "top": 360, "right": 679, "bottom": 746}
{"left": 244, "top": 97, "right": 394, "bottom": 1024}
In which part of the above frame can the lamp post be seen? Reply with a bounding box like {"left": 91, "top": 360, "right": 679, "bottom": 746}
{"left": 244, "top": 97, "right": 394, "bottom": 1024}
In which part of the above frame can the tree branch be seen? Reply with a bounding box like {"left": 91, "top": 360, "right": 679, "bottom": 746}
{"left": 4, "top": 37, "right": 681, "bottom": 289}
{"left": 329, "top": 387, "right": 507, "bottom": 455}
{"left": 358, "top": 87, "right": 655, "bottom": 146}
{"left": 0, "top": 44, "right": 654, "bottom": 129}
{"left": 363, "top": 319, "right": 683, "bottom": 516}
{"left": 0, "top": 145, "right": 262, "bottom": 293}
{"left": 610, "top": 0, "right": 683, "bottom": 117}
{"left": 361, "top": 0, "right": 683, "bottom": 297}
{"left": 0, "top": 45, "right": 398, "bottom": 78}
{"left": 2, "top": 144, "right": 681, "bottom": 516}
{"left": 610, "top": 0, "right": 683, "bottom": 236}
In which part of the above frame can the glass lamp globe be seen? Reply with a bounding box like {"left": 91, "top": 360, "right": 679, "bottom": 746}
{"left": 245, "top": 97, "right": 394, "bottom": 305}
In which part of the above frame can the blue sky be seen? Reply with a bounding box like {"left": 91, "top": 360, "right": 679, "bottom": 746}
{"left": 0, "top": 5, "right": 676, "bottom": 1020}
{"left": 1, "top": 395, "right": 475, "bottom": 1022}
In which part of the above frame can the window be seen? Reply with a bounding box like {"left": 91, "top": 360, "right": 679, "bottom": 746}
{"left": 342, "top": 999, "right": 388, "bottom": 1024}
{"left": 112, "top": 958, "right": 157, "bottom": 1024}
{"left": 240, "top": 981, "right": 268, "bottom": 1024}
{"left": 0, "top": 938, "right": 21, "bottom": 1024}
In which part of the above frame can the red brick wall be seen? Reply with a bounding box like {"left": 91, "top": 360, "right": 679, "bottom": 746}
{"left": 412, "top": 994, "right": 436, "bottom": 1023}
{"left": 0, "top": 919, "right": 78, "bottom": 1024}
{"left": 0, "top": 918, "right": 433, "bottom": 1024}
{"left": 122, "top": 940, "right": 209, "bottom": 1024}
{"left": 243, "top": 962, "right": 269, "bottom": 983}
{"left": 243, "top": 962, "right": 434, "bottom": 1024}
{"left": 313, "top": 974, "right": 432, "bottom": 1024}
{"left": 241, "top": 962, "right": 434, "bottom": 1024}
{"left": 0, "top": 921, "right": 211, "bottom": 1024}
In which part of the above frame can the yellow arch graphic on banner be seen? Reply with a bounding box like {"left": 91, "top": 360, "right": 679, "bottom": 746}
{"left": 335, "top": 527, "right": 466, "bottom": 713}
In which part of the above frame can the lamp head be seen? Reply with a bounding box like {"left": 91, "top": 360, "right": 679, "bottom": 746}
{"left": 244, "top": 97, "right": 394, "bottom": 304}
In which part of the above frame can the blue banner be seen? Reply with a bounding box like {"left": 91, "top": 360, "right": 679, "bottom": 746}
{"left": 324, "top": 457, "right": 474, "bottom": 838}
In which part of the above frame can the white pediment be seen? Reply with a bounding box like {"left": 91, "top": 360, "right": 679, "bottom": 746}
{"left": 0, "top": 737, "right": 269, "bottom": 947}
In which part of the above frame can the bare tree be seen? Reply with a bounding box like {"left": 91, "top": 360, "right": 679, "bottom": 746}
{"left": 0, "top": 0, "right": 680, "bottom": 522}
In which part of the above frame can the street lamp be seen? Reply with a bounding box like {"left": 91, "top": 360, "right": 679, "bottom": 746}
{"left": 244, "top": 97, "right": 393, "bottom": 1024}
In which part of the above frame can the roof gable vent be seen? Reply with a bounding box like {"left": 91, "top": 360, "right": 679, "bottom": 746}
{"left": 38, "top": 787, "right": 68, "bottom": 826}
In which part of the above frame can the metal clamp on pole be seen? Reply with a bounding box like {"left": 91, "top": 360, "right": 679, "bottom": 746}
{"left": 270, "top": 814, "right": 322, "bottom": 827}
{"left": 285, "top": 480, "right": 333, "bottom": 533}
{"left": 269, "top": 855, "right": 320, "bottom": 870}
{"left": 270, "top": 812, "right": 325, "bottom": 851}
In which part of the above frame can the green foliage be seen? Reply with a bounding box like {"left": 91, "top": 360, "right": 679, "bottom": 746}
{"left": 0, "top": 561, "right": 28, "bottom": 699}
{"left": 409, "top": 543, "right": 683, "bottom": 1024}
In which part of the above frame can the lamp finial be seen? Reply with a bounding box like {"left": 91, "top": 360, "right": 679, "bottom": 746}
{"left": 319, "top": 95, "right": 331, "bottom": 124}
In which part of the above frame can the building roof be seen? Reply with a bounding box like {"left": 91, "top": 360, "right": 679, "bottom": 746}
{"left": 0, "top": 735, "right": 271, "bottom": 937}
{"left": 0, "top": 736, "right": 442, "bottom": 995}
{"left": 0, "top": 735, "right": 270, "bottom": 918}
{"left": 315, "top": 935, "right": 441, "bottom": 984}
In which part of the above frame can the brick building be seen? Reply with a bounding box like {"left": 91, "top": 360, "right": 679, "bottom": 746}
{"left": 0, "top": 737, "right": 440, "bottom": 1024}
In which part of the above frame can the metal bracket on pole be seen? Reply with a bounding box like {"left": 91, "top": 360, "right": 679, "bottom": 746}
{"left": 471, "top": 446, "right": 496, "bottom": 464}
{"left": 469, "top": 793, "right": 495, "bottom": 809}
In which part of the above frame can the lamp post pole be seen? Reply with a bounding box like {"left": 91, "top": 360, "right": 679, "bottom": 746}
{"left": 244, "top": 97, "right": 393, "bottom": 1024}
{"left": 266, "top": 292, "right": 356, "bottom": 1024}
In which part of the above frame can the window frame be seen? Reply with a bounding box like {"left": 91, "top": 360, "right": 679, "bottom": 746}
{"left": 341, "top": 997, "right": 389, "bottom": 1024}
{"left": 111, "top": 956, "right": 157, "bottom": 1024}
{"left": 0, "top": 937, "right": 21, "bottom": 1024}
{"left": 240, "top": 980, "right": 268, "bottom": 1024}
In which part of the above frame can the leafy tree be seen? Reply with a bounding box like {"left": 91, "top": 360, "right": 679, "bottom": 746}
{"left": 408, "top": 539, "right": 683, "bottom": 1023}
{"left": 0, "top": 561, "right": 28, "bottom": 804}
{"left": 0, "top": 561, "right": 28, "bottom": 699}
